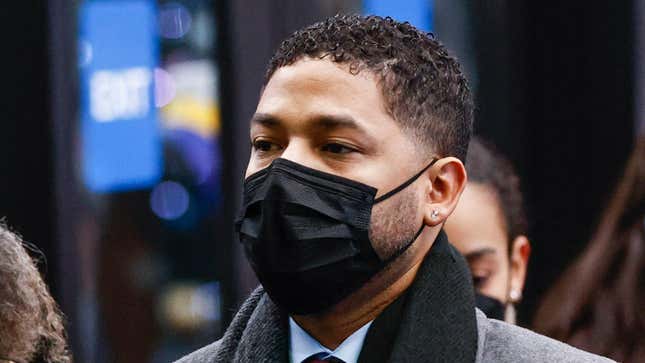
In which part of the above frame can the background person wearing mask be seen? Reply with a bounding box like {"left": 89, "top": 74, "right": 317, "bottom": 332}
{"left": 533, "top": 137, "right": 645, "bottom": 363}
{"left": 178, "top": 15, "right": 611, "bottom": 363}
{"left": 445, "top": 138, "right": 531, "bottom": 324}
{"left": 0, "top": 222, "right": 71, "bottom": 363}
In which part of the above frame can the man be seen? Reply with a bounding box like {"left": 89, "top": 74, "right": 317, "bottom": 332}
{"left": 0, "top": 222, "right": 71, "bottom": 363}
{"left": 445, "top": 138, "right": 531, "bottom": 324}
{"left": 178, "top": 15, "right": 612, "bottom": 363}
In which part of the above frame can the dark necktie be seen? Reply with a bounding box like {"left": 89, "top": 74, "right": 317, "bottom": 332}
{"left": 303, "top": 352, "right": 346, "bottom": 363}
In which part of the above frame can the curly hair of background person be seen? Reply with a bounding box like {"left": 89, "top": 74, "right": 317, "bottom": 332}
{"left": 0, "top": 222, "right": 71, "bottom": 363}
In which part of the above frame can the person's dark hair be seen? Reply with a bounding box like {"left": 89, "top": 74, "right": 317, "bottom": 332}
{"left": 466, "top": 137, "right": 528, "bottom": 248}
{"left": 0, "top": 222, "right": 71, "bottom": 363}
{"left": 532, "top": 137, "right": 645, "bottom": 363}
{"left": 265, "top": 14, "right": 474, "bottom": 161}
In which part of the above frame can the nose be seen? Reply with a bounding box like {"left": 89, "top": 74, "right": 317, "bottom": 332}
{"left": 279, "top": 138, "right": 331, "bottom": 173}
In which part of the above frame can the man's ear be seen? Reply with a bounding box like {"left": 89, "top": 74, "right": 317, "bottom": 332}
{"left": 422, "top": 157, "right": 467, "bottom": 227}
{"left": 508, "top": 235, "right": 531, "bottom": 302}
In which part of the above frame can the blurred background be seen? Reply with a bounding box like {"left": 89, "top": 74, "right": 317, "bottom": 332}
{"left": 0, "top": 0, "right": 642, "bottom": 361}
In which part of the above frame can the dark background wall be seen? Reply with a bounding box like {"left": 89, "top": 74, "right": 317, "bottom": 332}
{"left": 0, "top": 2, "right": 58, "bottom": 292}
{"left": 472, "top": 0, "right": 635, "bottom": 322}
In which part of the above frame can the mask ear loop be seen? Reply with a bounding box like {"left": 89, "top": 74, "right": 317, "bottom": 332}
{"left": 382, "top": 223, "right": 427, "bottom": 264}
{"left": 374, "top": 157, "right": 439, "bottom": 204}
{"left": 375, "top": 157, "right": 440, "bottom": 263}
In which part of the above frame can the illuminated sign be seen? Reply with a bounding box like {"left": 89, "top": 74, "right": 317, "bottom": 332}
{"left": 363, "top": 0, "right": 433, "bottom": 32}
{"left": 79, "top": 0, "right": 162, "bottom": 192}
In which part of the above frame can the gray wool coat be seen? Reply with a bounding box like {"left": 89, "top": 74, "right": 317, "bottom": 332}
{"left": 177, "top": 235, "right": 614, "bottom": 363}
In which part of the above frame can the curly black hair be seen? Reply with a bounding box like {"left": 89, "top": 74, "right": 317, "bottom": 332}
{"left": 265, "top": 14, "right": 474, "bottom": 161}
{"left": 466, "top": 138, "right": 528, "bottom": 249}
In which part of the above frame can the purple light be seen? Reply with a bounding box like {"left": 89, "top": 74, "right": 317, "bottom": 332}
{"left": 159, "top": 3, "right": 192, "bottom": 39}
{"left": 150, "top": 181, "right": 190, "bottom": 220}
{"left": 154, "top": 67, "right": 176, "bottom": 107}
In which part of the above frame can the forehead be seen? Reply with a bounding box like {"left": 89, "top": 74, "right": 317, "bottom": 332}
{"left": 256, "top": 58, "right": 394, "bottom": 132}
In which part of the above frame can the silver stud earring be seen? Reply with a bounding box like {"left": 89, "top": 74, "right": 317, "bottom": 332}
{"left": 431, "top": 209, "right": 439, "bottom": 219}
{"left": 509, "top": 289, "right": 522, "bottom": 302}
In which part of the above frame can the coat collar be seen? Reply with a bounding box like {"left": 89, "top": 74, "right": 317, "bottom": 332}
{"left": 233, "top": 293, "right": 289, "bottom": 362}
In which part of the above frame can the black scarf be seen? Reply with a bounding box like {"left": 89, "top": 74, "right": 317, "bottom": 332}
{"left": 359, "top": 230, "right": 478, "bottom": 362}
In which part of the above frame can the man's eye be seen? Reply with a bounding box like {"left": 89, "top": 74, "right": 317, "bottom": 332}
{"left": 321, "top": 142, "right": 356, "bottom": 154}
{"left": 252, "top": 139, "right": 281, "bottom": 153}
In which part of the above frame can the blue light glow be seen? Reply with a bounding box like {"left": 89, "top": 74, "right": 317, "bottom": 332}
{"left": 150, "top": 181, "right": 190, "bottom": 220}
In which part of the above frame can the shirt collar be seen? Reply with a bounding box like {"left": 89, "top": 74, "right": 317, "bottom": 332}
{"left": 289, "top": 316, "right": 373, "bottom": 363}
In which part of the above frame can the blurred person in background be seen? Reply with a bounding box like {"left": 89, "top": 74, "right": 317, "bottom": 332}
{"left": 0, "top": 222, "right": 71, "bottom": 363}
{"left": 178, "top": 15, "right": 612, "bottom": 363}
{"left": 445, "top": 137, "right": 531, "bottom": 324}
{"left": 533, "top": 136, "right": 645, "bottom": 363}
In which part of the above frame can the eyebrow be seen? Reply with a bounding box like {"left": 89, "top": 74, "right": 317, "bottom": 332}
{"left": 250, "top": 113, "right": 281, "bottom": 128}
{"left": 250, "top": 112, "right": 370, "bottom": 135}
{"left": 464, "top": 247, "right": 497, "bottom": 261}
{"left": 309, "top": 114, "right": 365, "bottom": 133}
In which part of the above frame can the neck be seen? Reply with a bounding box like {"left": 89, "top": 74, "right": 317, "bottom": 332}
{"left": 292, "top": 227, "right": 439, "bottom": 349}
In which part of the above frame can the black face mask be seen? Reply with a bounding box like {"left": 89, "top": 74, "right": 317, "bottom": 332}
{"left": 475, "top": 292, "right": 506, "bottom": 321}
{"left": 236, "top": 157, "right": 437, "bottom": 315}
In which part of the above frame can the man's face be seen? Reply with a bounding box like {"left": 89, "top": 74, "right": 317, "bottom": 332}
{"left": 247, "top": 58, "right": 426, "bottom": 258}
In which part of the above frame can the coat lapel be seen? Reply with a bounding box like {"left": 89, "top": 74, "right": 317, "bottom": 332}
{"left": 233, "top": 293, "right": 290, "bottom": 363}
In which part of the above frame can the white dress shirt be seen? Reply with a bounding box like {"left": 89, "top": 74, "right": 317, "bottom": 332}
{"left": 289, "top": 317, "right": 373, "bottom": 363}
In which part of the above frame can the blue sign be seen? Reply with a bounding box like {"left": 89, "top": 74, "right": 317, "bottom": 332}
{"left": 363, "top": 0, "right": 433, "bottom": 32}
{"left": 79, "top": 0, "right": 162, "bottom": 192}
